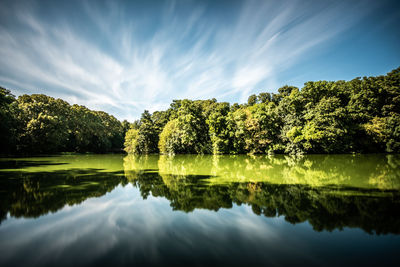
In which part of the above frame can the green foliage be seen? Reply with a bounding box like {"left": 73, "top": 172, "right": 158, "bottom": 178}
{"left": 158, "top": 119, "right": 179, "bottom": 155}
{"left": 135, "top": 110, "right": 159, "bottom": 154}
{"left": 66, "top": 105, "right": 123, "bottom": 153}
{"left": 0, "top": 87, "right": 18, "bottom": 154}
{"left": 151, "top": 110, "right": 170, "bottom": 133}
{"left": 0, "top": 90, "right": 125, "bottom": 154}
{"left": 248, "top": 102, "right": 282, "bottom": 153}
{"left": 277, "top": 86, "right": 304, "bottom": 154}
{"left": 247, "top": 94, "right": 257, "bottom": 106}
{"left": 301, "top": 96, "right": 351, "bottom": 153}
{"left": 157, "top": 100, "right": 211, "bottom": 155}
{"left": 225, "top": 103, "right": 282, "bottom": 154}
{"left": 1, "top": 66, "right": 399, "bottom": 155}
{"left": 17, "top": 94, "right": 71, "bottom": 153}
{"left": 122, "top": 120, "right": 132, "bottom": 136}
{"left": 258, "top": 92, "right": 272, "bottom": 103}
{"left": 127, "top": 67, "right": 400, "bottom": 155}
{"left": 207, "top": 102, "right": 231, "bottom": 154}
{"left": 124, "top": 128, "right": 139, "bottom": 154}
{"left": 385, "top": 114, "right": 400, "bottom": 153}
{"left": 226, "top": 108, "right": 248, "bottom": 153}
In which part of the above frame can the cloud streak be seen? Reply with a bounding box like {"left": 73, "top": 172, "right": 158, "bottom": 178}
{"left": 0, "top": 0, "right": 376, "bottom": 121}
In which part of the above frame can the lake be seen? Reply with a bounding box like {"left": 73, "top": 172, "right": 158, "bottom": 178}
{"left": 0, "top": 154, "right": 399, "bottom": 266}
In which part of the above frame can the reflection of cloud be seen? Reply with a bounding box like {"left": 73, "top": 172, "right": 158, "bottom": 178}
{"left": 0, "top": 0, "right": 376, "bottom": 120}
{"left": 0, "top": 184, "right": 300, "bottom": 266}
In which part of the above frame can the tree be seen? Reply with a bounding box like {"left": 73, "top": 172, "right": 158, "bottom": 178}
{"left": 277, "top": 86, "right": 304, "bottom": 154}
{"left": 151, "top": 110, "right": 170, "bottom": 134}
{"left": 226, "top": 102, "right": 282, "bottom": 154}
{"left": 158, "top": 100, "right": 211, "bottom": 154}
{"left": 247, "top": 94, "right": 258, "bottom": 106}
{"left": 158, "top": 119, "right": 180, "bottom": 155}
{"left": 226, "top": 108, "right": 248, "bottom": 154}
{"left": 0, "top": 87, "right": 18, "bottom": 154}
{"left": 136, "top": 110, "right": 159, "bottom": 153}
{"left": 258, "top": 92, "right": 272, "bottom": 103}
{"left": 124, "top": 128, "right": 140, "bottom": 154}
{"left": 122, "top": 120, "right": 132, "bottom": 136}
{"left": 207, "top": 102, "right": 231, "bottom": 154}
{"left": 301, "top": 96, "right": 351, "bottom": 153}
{"left": 2, "top": 92, "right": 125, "bottom": 154}
{"left": 248, "top": 102, "right": 282, "bottom": 153}
{"left": 17, "top": 94, "right": 70, "bottom": 153}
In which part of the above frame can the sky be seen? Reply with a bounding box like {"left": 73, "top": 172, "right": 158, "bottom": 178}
{"left": 0, "top": 0, "right": 399, "bottom": 121}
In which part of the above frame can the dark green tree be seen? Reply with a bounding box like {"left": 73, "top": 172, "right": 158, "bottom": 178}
{"left": 0, "top": 87, "right": 18, "bottom": 154}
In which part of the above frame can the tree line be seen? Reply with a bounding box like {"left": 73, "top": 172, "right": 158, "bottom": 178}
{"left": 1, "top": 66, "right": 399, "bottom": 155}
{"left": 125, "top": 67, "right": 400, "bottom": 155}
{"left": 0, "top": 91, "right": 130, "bottom": 154}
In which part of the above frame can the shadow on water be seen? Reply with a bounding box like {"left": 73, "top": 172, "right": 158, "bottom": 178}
{"left": 0, "top": 160, "right": 68, "bottom": 169}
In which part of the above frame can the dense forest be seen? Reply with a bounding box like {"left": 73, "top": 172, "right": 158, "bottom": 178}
{"left": 0, "top": 90, "right": 130, "bottom": 154}
{"left": 126, "top": 67, "right": 400, "bottom": 155}
{"left": 1, "top": 67, "right": 399, "bottom": 155}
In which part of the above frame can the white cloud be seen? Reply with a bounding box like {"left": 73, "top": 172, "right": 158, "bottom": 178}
{"left": 0, "top": 0, "right": 374, "bottom": 120}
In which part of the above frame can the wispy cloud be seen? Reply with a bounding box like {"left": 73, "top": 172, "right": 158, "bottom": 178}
{"left": 0, "top": 0, "right": 376, "bottom": 121}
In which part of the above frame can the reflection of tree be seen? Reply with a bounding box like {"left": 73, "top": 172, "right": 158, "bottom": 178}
{"left": 0, "top": 168, "right": 127, "bottom": 223}
{"left": 209, "top": 154, "right": 400, "bottom": 190}
{"left": 124, "top": 154, "right": 400, "bottom": 235}
{"left": 231, "top": 183, "right": 400, "bottom": 235}
{"left": 1, "top": 154, "right": 399, "bottom": 235}
{"left": 124, "top": 156, "right": 232, "bottom": 212}
{"left": 151, "top": 154, "right": 400, "bottom": 190}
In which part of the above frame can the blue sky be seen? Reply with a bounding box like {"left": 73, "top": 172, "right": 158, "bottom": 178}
{"left": 0, "top": 0, "right": 399, "bottom": 121}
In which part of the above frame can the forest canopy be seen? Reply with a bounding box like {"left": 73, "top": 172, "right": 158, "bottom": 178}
{"left": 0, "top": 90, "right": 130, "bottom": 154}
{"left": 1, "top": 67, "right": 399, "bottom": 155}
{"left": 125, "top": 67, "right": 400, "bottom": 155}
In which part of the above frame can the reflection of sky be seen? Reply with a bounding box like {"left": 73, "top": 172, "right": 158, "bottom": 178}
{"left": 1, "top": 184, "right": 399, "bottom": 266}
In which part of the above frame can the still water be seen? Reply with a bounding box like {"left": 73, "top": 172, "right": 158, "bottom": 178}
{"left": 0, "top": 154, "right": 399, "bottom": 266}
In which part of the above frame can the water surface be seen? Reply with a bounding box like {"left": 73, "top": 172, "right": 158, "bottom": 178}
{"left": 0, "top": 154, "right": 399, "bottom": 266}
